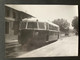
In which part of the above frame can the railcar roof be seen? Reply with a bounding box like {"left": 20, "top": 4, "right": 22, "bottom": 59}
{"left": 22, "top": 18, "right": 59, "bottom": 27}
{"left": 46, "top": 21, "right": 59, "bottom": 27}
{"left": 22, "top": 18, "right": 47, "bottom": 22}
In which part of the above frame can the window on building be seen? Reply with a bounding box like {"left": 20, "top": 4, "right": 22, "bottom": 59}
{"left": 38, "top": 22, "right": 45, "bottom": 29}
{"left": 27, "top": 22, "right": 37, "bottom": 29}
{"left": 13, "top": 21, "right": 20, "bottom": 35}
{"left": 5, "top": 22, "right": 9, "bottom": 34}
{"left": 5, "top": 7, "right": 10, "bottom": 17}
{"left": 13, "top": 10, "right": 16, "bottom": 18}
{"left": 20, "top": 22, "right": 26, "bottom": 29}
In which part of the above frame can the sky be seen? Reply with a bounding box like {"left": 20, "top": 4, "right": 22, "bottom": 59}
{"left": 5, "top": 5, "right": 78, "bottom": 29}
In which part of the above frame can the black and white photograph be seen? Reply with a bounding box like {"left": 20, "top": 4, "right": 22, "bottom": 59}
{"left": 5, "top": 5, "right": 78, "bottom": 58}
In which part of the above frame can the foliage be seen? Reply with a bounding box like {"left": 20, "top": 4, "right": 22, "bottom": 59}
{"left": 52, "top": 18, "right": 70, "bottom": 33}
{"left": 72, "top": 16, "right": 78, "bottom": 32}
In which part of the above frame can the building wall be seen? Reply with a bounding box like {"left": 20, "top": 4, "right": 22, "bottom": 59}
{"left": 5, "top": 6, "right": 17, "bottom": 43}
{"left": 5, "top": 21, "right": 18, "bottom": 43}
{"left": 5, "top": 6, "right": 33, "bottom": 43}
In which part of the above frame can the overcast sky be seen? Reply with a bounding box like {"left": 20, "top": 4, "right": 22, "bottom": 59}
{"left": 5, "top": 5, "right": 78, "bottom": 29}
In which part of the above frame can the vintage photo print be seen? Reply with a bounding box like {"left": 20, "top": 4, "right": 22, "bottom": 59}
{"left": 5, "top": 4, "right": 78, "bottom": 58}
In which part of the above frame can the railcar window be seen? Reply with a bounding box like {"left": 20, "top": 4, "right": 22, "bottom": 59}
{"left": 54, "top": 27, "right": 58, "bottom": 30}
{"left": 46, "top": 23, "right": 49, "bottom": 30}
{"left": 49, "top": 24, "right": 53, "bottom": 30}
{"left": 39, "top": 22, "right": 45, "bottom": 29}
{"left": 27, "top": 22, "right": 37, "bottom": 28}
{"left": 20, "top": 22, "right": 26, "bottom": 29}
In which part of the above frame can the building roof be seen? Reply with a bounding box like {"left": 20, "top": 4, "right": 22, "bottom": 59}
{"left": 5, "top": 5, "right": 34, "bottom": 19}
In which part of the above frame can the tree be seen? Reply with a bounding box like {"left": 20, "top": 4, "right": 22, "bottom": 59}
{"left": 72, "top": 16, "right": 78, "bottom": 35}
{"left": 52, "top": 18, "right": 70, "bottom": 36}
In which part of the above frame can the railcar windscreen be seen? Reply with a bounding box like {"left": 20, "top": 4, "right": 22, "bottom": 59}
{"left": 27, "top": 22, "right": 37, "bottom": 29}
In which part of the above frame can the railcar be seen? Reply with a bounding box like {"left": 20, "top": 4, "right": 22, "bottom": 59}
{"left": 18, "top": 18, "right": 60, "bottom": 50}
